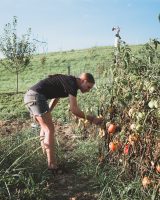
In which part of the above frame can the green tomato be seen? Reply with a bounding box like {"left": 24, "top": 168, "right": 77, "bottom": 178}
{"left": 149, "top": 86, "right": 156, "bottom": 93}
{"left": 136, "top": 112, "right": 145, "bottom": 120}
{"left": 136, "top": 124, "right": 143, "bottom": 132}
{"left": 148, "top": 100, "right": 155, "bottom": 109}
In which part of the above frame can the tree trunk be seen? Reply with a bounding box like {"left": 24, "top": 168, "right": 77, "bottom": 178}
{"left": 16, "top": 71, "right": 19, "bottom": 94}
{"left": 67, "top": 64, "right": 71, "bottom": 75}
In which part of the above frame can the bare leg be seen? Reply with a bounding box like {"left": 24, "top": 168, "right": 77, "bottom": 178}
{"left": 40, "top": 128, "right": 46, "bottom": 155}
{"left": 35, "top": 112, "right": 57, "bottom": 169}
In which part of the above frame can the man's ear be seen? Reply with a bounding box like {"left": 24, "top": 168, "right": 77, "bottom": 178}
{"left": 80, "top": 78, "right": 86, "bottom": 83}
{"left": 83, "top": 79, "right": 87, "bottom": 83}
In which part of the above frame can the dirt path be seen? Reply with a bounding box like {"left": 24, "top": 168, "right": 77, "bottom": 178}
{"left": 0, "top": 120, "right": 100, "bottom": 200}
{"left": 47, "top": 168, "right": 99, "bottom": 200}
{"left": 47, "top": 123, "right": 99, "bottom": 200}
{"left": 0, "top": 119, "right": 31, "bottom": 135}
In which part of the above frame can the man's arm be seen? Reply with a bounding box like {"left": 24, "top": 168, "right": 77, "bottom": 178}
{"left": 69, "top": 95, "right": 102, "bottom": 125}
{"left": 49, "top": 98, "right": 60, "bottom": 112}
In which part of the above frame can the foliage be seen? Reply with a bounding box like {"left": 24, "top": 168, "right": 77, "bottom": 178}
{"left": 0, "top": 130, "right": 49, "bottom": 199}
{"left": 72, "top": 41, "right": 160, "bottom": 199}
{"left": 93, "top": 41, "right": 160, "bottom": 199}
{"left": 0, "top": 16, "right": 36, "bottom": 93}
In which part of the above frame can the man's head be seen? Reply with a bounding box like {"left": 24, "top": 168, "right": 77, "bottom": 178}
{"left": 78, "top": 73, "right": 95, "bottom": 93}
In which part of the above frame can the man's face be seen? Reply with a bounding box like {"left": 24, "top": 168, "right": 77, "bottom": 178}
{"left": 80, "top": 80, "right": 94, "bottom": 93}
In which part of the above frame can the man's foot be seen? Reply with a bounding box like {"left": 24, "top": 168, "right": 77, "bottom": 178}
{"left": 48, "top": 167, "right": 63, "bottom": 175}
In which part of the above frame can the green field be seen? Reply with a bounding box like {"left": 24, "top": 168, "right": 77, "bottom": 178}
{"left": 0, "top": 43, "right": 160, "bottom": 200}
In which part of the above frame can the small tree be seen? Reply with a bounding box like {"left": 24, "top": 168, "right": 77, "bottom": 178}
{"left": 0, "top": 16, "right": 36, "bottom": 93}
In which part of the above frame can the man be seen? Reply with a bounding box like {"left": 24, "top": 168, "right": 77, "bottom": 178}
{"left": 24, "top": 73, "right": 103, "bottom": 173}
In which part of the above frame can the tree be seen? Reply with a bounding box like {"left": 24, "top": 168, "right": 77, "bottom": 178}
{"left": 0, "top": 16, "right": 36, "bottom": 93}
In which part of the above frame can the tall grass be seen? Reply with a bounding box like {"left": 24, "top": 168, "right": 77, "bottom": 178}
{"left": 0, "top": 128, "right": 50, "bottom": 199}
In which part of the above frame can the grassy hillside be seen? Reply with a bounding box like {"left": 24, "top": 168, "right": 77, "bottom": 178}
{"left": 0, "top": 46, "right": 113, "bottom": 93}
{"left": 0, "top": 44, "right": 146, "bottom": 93}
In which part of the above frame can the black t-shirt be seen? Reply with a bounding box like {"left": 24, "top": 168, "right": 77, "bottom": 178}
{"left": 30, "top": 74, "right": 79, "bottom": 99}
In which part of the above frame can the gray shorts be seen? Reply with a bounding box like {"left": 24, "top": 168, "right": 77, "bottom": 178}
{"left": 24, "top": 90, "right": 49, "bottom": 116}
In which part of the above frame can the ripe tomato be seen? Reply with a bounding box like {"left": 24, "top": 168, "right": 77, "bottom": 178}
{"left": 107, "top": 124, "right": 116, "bottom": 134}
{"left": 109, "top": 142, "right": 117, "bottom": 152}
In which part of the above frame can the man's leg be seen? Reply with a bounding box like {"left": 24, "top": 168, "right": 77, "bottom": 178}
{"left": 35, "top": 112, "right": 57, "bottom": 169}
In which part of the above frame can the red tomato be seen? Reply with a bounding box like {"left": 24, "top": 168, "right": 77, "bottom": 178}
{"left": 107, "top": 124, "right": 116, "bottom": 134}
{"left": 109, "top": 142, "right": 117, "bottom": 151}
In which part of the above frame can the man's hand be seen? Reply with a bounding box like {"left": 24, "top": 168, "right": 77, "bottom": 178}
{"left": 92, "top": 117, "right": 103, "bottom": 125}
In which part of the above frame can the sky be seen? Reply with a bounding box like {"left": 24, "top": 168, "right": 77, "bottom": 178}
{"left": 0, "top": 0, "right": 159, "bottom": 53}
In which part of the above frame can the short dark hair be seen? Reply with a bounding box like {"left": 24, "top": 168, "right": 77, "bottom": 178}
{"left": 80, "top": 73, "right": 95, "bottom": 84}
{"left": 86, "top": 73, "right": 95, "bottom": 84}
